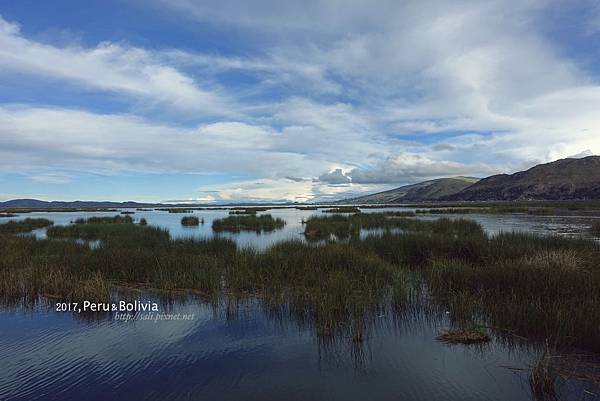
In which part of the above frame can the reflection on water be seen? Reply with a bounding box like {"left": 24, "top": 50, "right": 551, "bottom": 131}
{"left": 0, "top": 293, "right": 536, "bottom": 401}
{"left": 1, "top": 207, "right": 600, "bottom": 400}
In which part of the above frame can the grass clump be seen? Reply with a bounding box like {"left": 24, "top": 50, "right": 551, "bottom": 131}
{"left": 0, "top": 218, "right": 53, "bottom": 234}
{"left": 436, "top": 327, "right": 491, "bottom": 344}
{"left": 590, "top": 221, "right": 600, "bottom": 237}
{"left": 120, "top": 211, "right": 135, "bottom": 215}
{"left": 322, "top": 206, "right": 361, "bottom": 214}
{"left": 181, "top": 216, "right": 203, "bottom": 226}
{"left": 212, "top": 214, "right": 285, "bottom": 233}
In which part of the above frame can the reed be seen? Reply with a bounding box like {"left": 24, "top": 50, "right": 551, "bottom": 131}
{"left": 591, "top": 221, "right": 600, "bottom": 236}
{"left": 181, "top": 216, "right": 202, "bottom": 226}
{"left": 1, "top": 214, "right": 599, "bottom": 353}
{"left": 212, "top": 214, "right": 285, "bottom": 233}
{"left": 0, "top": 218, "right": 53, "bottom": 234}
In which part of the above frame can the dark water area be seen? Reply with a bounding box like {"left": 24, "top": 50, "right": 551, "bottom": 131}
{"left": 1, "top": 207, "right": 600, "bottom": 400}
{"left": 1, "top": 294, "right": 537, "bottom": 401}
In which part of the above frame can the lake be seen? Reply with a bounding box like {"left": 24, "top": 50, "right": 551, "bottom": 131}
{"left": 1, "top": 207, "right": 599, "bottom": 401}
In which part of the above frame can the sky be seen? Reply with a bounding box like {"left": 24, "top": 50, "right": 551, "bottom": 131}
{"left": 0, "top": 0, "right": 599, "bottom": 203}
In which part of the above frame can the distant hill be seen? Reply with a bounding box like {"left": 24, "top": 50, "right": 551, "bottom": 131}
{"left": 445, "top": 156, "right": 600, "bottom": 201}
{"left": 0, "top": 199, "right": 158, "bottom": 209}
{"left": 345, "top": 177, "right": 479, "bottom": 204}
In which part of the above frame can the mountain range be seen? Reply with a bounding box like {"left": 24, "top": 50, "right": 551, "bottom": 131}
{"left": 2, "top": 156, "right": 600, "bottom": 208}
{"left": 346, "top": 156, "right": 600, "bottom": 203}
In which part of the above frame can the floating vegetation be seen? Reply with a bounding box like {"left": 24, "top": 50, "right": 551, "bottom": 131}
{"left": 296, "top": 206, "right": 319, "bottom": 210}
{"left": 157, "top": 208, "right": 193, "bottom": 213}
{"left": 181, "top": 216, "right": 203, "bottom": 226}
{"left": 0, "top": 213, "right": 17, "bottom": 218}
{"left": 0, "top": 218, "right": 53, "bottom": 234}
{"left": 136, "top": 208, "right": 152, "bottom": 211}
{"left": 322, "top": 206, "right": 361, "bottom": 214}
{"left": 212, "top": 214, "right": 285, "bottom": 233}
{"left": 120, "top": 211, "right": 135, "bottom": 215}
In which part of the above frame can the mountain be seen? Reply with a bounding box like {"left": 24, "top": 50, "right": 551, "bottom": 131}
{"left": 0, "top": 199, "right": 158, "bottom": 209}
{"left": 345, "top": 177, "right": 479, "bottom": 204}
{"left": 445, "top": 156, "right": 600, "bottom": 201}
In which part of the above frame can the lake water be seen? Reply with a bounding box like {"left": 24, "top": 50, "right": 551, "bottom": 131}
{"left": 1, "top": 207, "right": 599, "bottom": 401}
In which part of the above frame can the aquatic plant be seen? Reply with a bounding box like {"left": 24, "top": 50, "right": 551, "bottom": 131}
{"left": 1, "top": 214, "right": 599, "bottom": 354}
{"left": 212, "top": 214, "right": 285, "bottom": 233}
{"left": 0, "top": 218, "right": 53, "bottom": 234}
{"left": 590, "top": 221, "right": 600, "bottom": 237}
{"left": 181, "top": 216, "right": 203, "bottom": 226}
{"left": 322, "top": 206, "right": 361, "bottom": 214}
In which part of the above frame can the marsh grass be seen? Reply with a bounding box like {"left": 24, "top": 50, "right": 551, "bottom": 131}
{"left": 435, "top": 327, "right": 491, "bottom": 344}
{"left": 0, "top": 218, "right": 53, "bottom": 234}
{"left": 120, "top": 211, "right": 135, "bottom": 215}
{"left": 212, "top": 214, "right": 285, "bottom": 233}
{"left": 591, "top": 221, "right": 600, "bottom": 237}
{"left": 322, "top": 206, "right": 361, "bottom": 214}
{"left": 1, "top": 213, "right": 600, "bottom": 354}
{"left": 181, "top": 216, "right": 203, "bottom": 226}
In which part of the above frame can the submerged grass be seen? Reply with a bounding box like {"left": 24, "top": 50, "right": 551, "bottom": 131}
{"left": 212, "top": 214, "right": 285, "bottom": 233}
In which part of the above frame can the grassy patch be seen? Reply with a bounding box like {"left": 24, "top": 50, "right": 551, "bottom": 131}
{"left": 1, "top": 214, "right": 599, "bottom": 353}
{"left": 212, "top": 214, "right": 285, "bottom": 233}
{"left": 436, "top": 328, "right": 491, "bottom": 344}
{"left": 322, "top": 206, "right": 361, "bottom": 214}
{"left": 591, "top": 221, "right": 600, "bottom": 236}
{"left": 181, "top": 216, "right": 203, "bottom": 226}
{"left": 0, "top": 218, "right": 53, "bottom": 234}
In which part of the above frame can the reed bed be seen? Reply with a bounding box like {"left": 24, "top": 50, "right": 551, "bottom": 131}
{"left": 181, "top": 216, "right": 203, "bottom": 226}
{"left": 0, "top": 214, "right": 599, "bottom": 355}
{"left": 212, "top": 214, "right": 285, "bottom": 233}
{"left": 591, "top": 221, "right": 600, "bottom": 237}
{"left": 0, "top": 218, "right": 53, "bottom": 234}
{"left": 322, "top": 206, "right": 361, "bottom": 214}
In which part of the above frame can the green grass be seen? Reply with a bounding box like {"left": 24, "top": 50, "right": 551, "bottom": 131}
{"left": 181, "top": 216, "right": 203, "bottom": 226}
{"left": 1, "top": 214, "right": 599, "bottom": 353}
{"left": 0, "top": 218, "right": 53, "bottom": 234}
{"left": 212, "top": 214, "right": 285, "bottom": 233}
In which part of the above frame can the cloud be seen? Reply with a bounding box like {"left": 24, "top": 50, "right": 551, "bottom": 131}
{"left": 319, "top": 153, "right": 494, "bottom": 185}
{"left": 3, "top": 1, "right": 600, "bottom": 201}
{"left": 0, "top": 16, "right": 232, "bottom": 116}
{"left": 318, "top": 169, "right": 351, "bottom": 184}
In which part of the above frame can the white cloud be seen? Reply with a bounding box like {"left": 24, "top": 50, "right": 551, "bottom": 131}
{"left": 2, "top": 1, "right": 600, "bottom": 201}
{"left": 0, "top": 16, "right": 233, "bottom": 116}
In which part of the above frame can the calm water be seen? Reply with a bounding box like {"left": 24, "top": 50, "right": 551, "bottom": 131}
{"left": 1, "top": 207, "right": 599, "bottom": 401}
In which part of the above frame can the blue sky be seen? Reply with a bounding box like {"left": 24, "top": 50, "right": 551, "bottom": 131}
{"left": 0, "top": 0, "right": 599, "bottom": 202}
